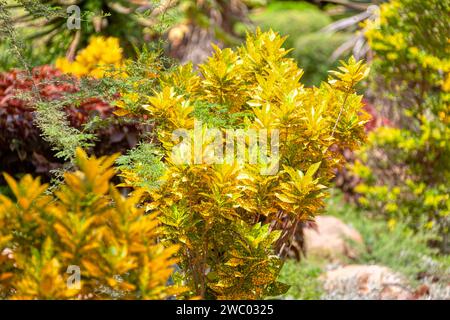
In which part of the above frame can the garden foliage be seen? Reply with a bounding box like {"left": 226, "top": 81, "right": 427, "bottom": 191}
{"left": 0, "top": 0, "right": 448, "bottom": 301}
{"left": 292, "top": 32, "right": 351, "bottom": 86}
{"left": 5, "top": 0, "right": 253, "bottom": 66}
{"left": 117, "top": 29, "right": 369, "bottom": 299}
{"left": 352, "top": 0, "right": 450, "bottom": 250}
{"left": 0, "top": 148, "right": 182, "bottom": 299}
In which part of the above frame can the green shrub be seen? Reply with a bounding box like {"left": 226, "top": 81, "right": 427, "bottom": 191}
{"left": 351, "top": 0, "right": 450, "bottom": 251}
{"left": 3, "top": 0, "right": 148, "bottom": 57}
{"left": 250, "top": 6, "right": 349, "bottom": 86}
{"left": 252, "top": 9, "right": 331, "bottom": 49}
{"left": 264, "top": 1, "right": 318, "bottom": 11}
{"left": 293, "top": 32, "right": 351, "bottom": 86}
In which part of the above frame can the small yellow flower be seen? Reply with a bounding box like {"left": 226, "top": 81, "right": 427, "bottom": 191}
{"left": 55, "top": 36, "right": 124, "bottom": 78}
{"left": 387, "top": 52, "right": 398, "bottom": 61}
{"left": 387, "top": 218, "right": 397, "bottom": 231}
{"left": 409, "top": 47, "right": 419, "bottom": 56}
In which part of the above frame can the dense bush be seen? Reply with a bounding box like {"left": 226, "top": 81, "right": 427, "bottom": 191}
{"left": 333, "top": 101, "right": 392, "bottom": 202}
{"left": 0, "top": 149, "right": 182, "bottom": 299}
{"left": 117, "top": 30, "right": 369, "bottom": 299}
{"left": 293, "top": 32, "right": 351, "bottom": 86}
{"left": 351, "top": 0, "right": 450, "bottom": 251}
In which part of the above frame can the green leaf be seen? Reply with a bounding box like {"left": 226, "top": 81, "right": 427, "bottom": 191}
{"left": 306, "top": 162, "right": 321, "bottom": 178}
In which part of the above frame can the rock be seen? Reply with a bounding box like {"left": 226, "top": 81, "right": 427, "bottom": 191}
{"left": 321, "top": 265, "right": 413, "bottom": 300}
{"left": 1, "top": 248, "right": 13, "bottom": 259}
{"left": 304, "top": 215, "right": 363, "bottom": 261}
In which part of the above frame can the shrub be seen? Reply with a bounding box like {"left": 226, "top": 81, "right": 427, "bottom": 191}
{"left": 0, "top": 38, "right": 52, "bottom": 72}
{"left": 117, "top": 30, "right": 369, "bottom": 299}
{"left": 263, "top": 1, "right": 318, "bottom": 12}
{"left": 351, "top": 0, "right": 450, "bottom": 251}
{"left": 251, "top": 8, "right": 331, "bottom": 49}
{"left": 293, "top": 32, "right": 351, "bottom": 86}
{"left": 251, "top": 7, "right": 351, "bottom": 86}
{"left": 333, "top": 101, "right": 392, "bottom": 202}
{"left": 4, "top": 0, "right": 250, "bottom": 65}
{"left": 0, "top": 148, "right": 182, "bottom": 299}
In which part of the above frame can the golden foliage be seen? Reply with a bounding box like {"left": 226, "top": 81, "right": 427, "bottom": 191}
{"left": 117, "top": 29, "right": 369, "bottom": 299}
{"left": 0, "top": 149, "right": 181, "bottom": 299}
{"left": 56, "top": 36, "right": 124, "bottom": 78}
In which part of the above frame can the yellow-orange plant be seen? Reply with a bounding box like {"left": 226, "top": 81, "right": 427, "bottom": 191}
{"left": 117, "top": 30, "right": 370, "bottom": 299}
{"left": 0, "top": 149, "right": 181, "bottom": 299}
{"left": 56, "top": 36, "right": 124, "bottom": 78}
